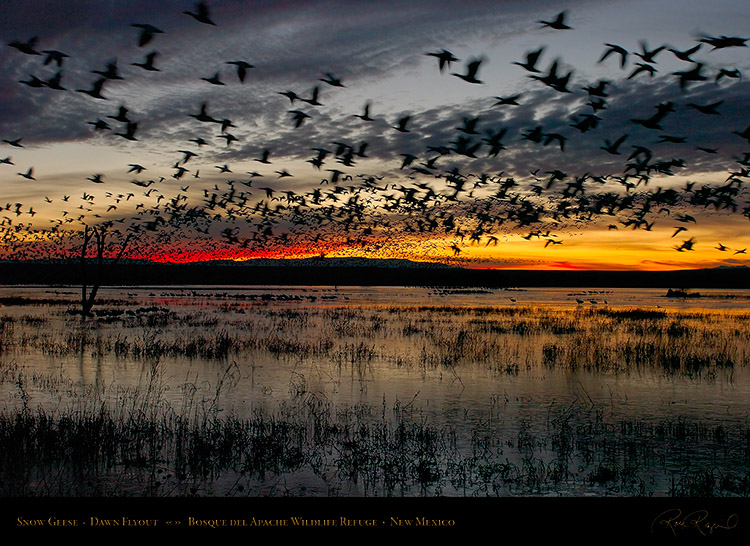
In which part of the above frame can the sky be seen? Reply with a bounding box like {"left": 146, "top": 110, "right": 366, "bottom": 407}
{"left": 1, "top": 0, "right": 749, "bottom": 270}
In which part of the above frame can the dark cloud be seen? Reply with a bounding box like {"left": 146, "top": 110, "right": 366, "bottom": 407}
{"left": 1, "top": 0, "right": 749, "bottom": 267}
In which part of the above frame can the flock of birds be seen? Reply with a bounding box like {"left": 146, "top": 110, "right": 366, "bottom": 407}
{"left": 1, "top": 4, "right": 750, "bottom": 265}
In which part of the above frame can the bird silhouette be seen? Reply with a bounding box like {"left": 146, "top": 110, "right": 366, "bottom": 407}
{"left": 45, "top": 71, "right": 65, "bottom": 90}
{"left": 698, "top": 35, "right": 747, "bottom": 50}
{"left": 673, "top": 63, "right": 707, "bottom": 90}
{"left": 300, "top": 86, "right": 322, "bottom": 106}
{"left": 278, "top": 90, "right": 299, "bottom": 104}
{"left": 628, "top": 63, "right": 657, "bottom": 79}
{"left": 513, "top": 47, "right": 545, "bottom": 73}
{"left": 184, "top": 2, "right": 216, "bottom": 25}
{"left": 288, "top": 110, "right": 311, "bottom": 128}
{"left": 132, "top": 51, "right": 159, "bottom": 71}
{"left": 41, "top": 49, "right": 68, "bottom": 66}
{"left": 131, "top": 24, "right": 164, "bottom": 46}
{"left": 393, "top": 115, "right": 411, "bottom": 133}
{"left": 226, "top": 61, "right": 254, "bottom": 82}
{"left": 493, "top": 94, "right": 522, "bottom": 106}
{"left": 108, "top": 106, "right": 131, "bottom": 123}
{"left": 18, "top": 167, "right": 35, "bottom": 180}
{"left": 716, "top": 68, "right": 742, "bottom": 82}
{"left": 601, "top": 134, "right": 628, "bottom": 155}
{"left": 530, "top": 59, "right": 572, "bottom": 92}
{"left": 189, "top": 103, "right": 219, "bottom": 123}
{"left": 76, "top": 78, "right": 108, "bottom": 99}
{"left": 353, "top": 102, "right": 374, "bottom": 121}
{"left": 19, "top": 75, "right": 46, "bottom": 88}
{"left": 8, "top": 37, "right": 40, "bottom": 55}
{"left": 599, "top": 43, "right": 628, "bottom": 67}
{"left": 88, "top": 119, "right": 111, "bottom": 131}
{"left": 674, "top": 238, "right": 696, "bottom": 251}
{"left": 92, "top": 59, "right": 123, "bottom": 80}
{"left": 538, "top": 11, "right": 571, "bottom": 30}
{"left": 426, "top": 49, "right": 459, "bottom": 72}
{"left": 687, "top": 100, "right": 723, "bottom": 115}
{"left": 320, "top": 72, "right": 345, "bottom": 87}
{"left": 114, "top": 121, "right": 138, "bottom": 141}
{"left": 668, "top": 44, "right": 701, "bottom": 62}
{"left": 452, "top": 58, "right": 484, "bottom": 83}
{"left": 255, "top": 149, "right": 272, "bottom": 163}
{"left": 201, "top": 72, "right": 225, "bottom": 85}
{"left": 634, "top": 41, "right": 665, "bottom": 63}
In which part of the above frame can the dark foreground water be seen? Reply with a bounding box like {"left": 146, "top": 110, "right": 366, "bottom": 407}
{"left": 1, "top": 285, "right": 749, "bottom": 497}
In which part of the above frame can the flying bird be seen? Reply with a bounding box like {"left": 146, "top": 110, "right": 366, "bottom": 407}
{"left": 674, "top": 238, "right": 695, "bottom": 251}
{"left": 493, "top": 94, "right": 522, "bottom": 106}
{"left": 601, "top": 134, "right": 628, "bottom": 155}
{"left": 189, "top": 103, "right": 219, "bottom": 123}
{"left": 668, "top": 44, "right": 701, "bottom": 62}
{"left": 184, "top": 2, "right": 216, "bottom": 25}
{"left": 132, "top": 51, "right": 159, "bottom": 71}
{"left": 512, "top": 47, "right": 545, "bottom": 72}
{"left": 628, "top": 63, "right": 657, "bottom": 79}
{"left": 201, "top": 72, "right": 225, "bottom": 85}
{"left": 76, "top": 78, "right": 107, "bottom": 99}
{"left": 92, "top": 59, "right": 123, "bottom": 80}
{"left": 278, "top": 90, "right": 299, "bottom": 104}
{"left": 226, "top": 61, "right": 254, "bottom": 82}
{"left": 18, "top": 167, "right": 35, "bottom": 180}
{"left": 288, "top": 110, "right": 311, "bottom": 128}
{"left": 255, "top": 149, "right": 272, "bottom": 163}
{"left": 320, "top": 72, "right": 345, "bottom": 87}
{"left": 673, "top": 62, "right": 707, "bottom": 90}
{"left": 114, "top": 121, "right": 138, "bottom": 141}
{"left": 45, "top": 71, "right": 65, "bottom": 90}
{"left": 599, "top": 43, "right": 628, "bottom": 67}
{"left": 8, "top": 37, "right": 40, "bottom": 55}
{"left": 634, "top": 41, "right": 665, "bottom": 63}
{"left": 353, "top": 102, "right": 374, "bottom": 121}
{"left": 41, "top": 49, "right": 69, "bottom": 66}
{"left": 88, "top": 119, "right": 111, "bottom": 131}
{"left": 698, "top": 35, "right": 748, "bottom": 50}
{"left": 452, "top": 58, "right": 484, "bottom": 83}
{"left": 426, "top": 49, "right": 459, "bottom": 72}
{"left": 538, "top": 11, "right": 571, "bottom": 30}
{"left": 3, "top": 138, "right": 23, "bottom": 148}
{"left": 687, "top": 100, "right": 723, "bottom": 115}
{"left": 131, "top": 24, "right": 164, "bottom": 46}
{"left": 393, "top": 115, "right": 411, "bottom": 133}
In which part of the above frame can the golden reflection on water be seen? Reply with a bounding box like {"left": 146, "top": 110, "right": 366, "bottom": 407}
{"left": 2, "top": 285, "right": 750, "bottom": 495}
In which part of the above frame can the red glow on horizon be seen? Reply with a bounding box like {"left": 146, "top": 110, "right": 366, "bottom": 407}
{"left": 126, "top": 240, "right": 358, "bottom": 263}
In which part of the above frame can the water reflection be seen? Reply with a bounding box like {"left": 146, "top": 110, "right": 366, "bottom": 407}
{"left": 1, "top": 285, "right": 748, "bottom": 495}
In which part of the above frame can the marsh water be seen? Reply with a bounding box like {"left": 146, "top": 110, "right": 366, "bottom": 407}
{"left": 1, "top": 285, "right": 749, "bottom": 497}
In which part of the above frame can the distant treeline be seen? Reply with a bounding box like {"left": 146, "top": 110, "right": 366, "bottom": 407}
{"left": 0, "top": 260, "right": 748, "bottom": 288}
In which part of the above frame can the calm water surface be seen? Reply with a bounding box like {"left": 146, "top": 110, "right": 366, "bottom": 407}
{"left": 2, "top": 284, "right": 749, "bottom": 495}
{"left": 2, "top": 284, "right": 747, "bottom": 422}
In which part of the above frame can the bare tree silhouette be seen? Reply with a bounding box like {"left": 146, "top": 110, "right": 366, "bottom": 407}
{"left": 79, "top": 225, "right": 132, "bottom": 316}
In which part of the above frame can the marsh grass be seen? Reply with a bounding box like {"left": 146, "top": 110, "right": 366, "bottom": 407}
{"left": 1, "top": 299, "right": 750, "bottom": 496}
{"left": 1, "top": 357, "right": 748, "bottom": 497}
{"left": 2, "top": 304, "right": 748, "bottom": 377}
